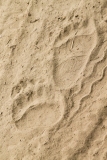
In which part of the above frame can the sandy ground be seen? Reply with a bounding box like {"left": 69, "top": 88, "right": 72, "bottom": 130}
{"left": 0, "top": 0, "right": 107, "bottom": 159}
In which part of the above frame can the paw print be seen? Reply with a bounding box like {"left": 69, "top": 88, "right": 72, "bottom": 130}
{"left": 11, "top": 79, "right": 63, "bottom": 130}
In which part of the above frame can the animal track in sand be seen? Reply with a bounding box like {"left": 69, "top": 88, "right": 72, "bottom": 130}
{"left": 15, "top": 102, "right": 62, "bottom": 130}
{"left": 53, "top": 30, "right": 97, "bottom": 89}
{"left": 11, "top": 80, "right": 63, "bottom": 130}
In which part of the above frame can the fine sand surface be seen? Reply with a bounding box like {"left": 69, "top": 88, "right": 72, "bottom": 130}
{"left": 1, "top": 0, "right": 107, "bottom": 159}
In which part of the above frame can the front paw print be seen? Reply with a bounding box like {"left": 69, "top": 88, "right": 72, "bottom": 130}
{"left": 11, "top": 80, "right": 63, "bottom": 130}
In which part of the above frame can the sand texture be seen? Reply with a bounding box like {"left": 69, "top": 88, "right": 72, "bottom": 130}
{"left": 1, "top": 0, "right": 107, "bottom": 159}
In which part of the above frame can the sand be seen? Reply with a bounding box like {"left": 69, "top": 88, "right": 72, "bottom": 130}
{"left": 0, "top": 0, "right": 107, "bottom": 159}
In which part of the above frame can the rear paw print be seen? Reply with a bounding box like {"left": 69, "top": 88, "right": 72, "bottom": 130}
{"left": 53, "top": 31, "right": 97, "bottom": 89}
{"left": 53, "top": 15, "right": 97, "bottom": 90}
{"left": 11, "top": 81, "right": 63, "bottom": 130}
